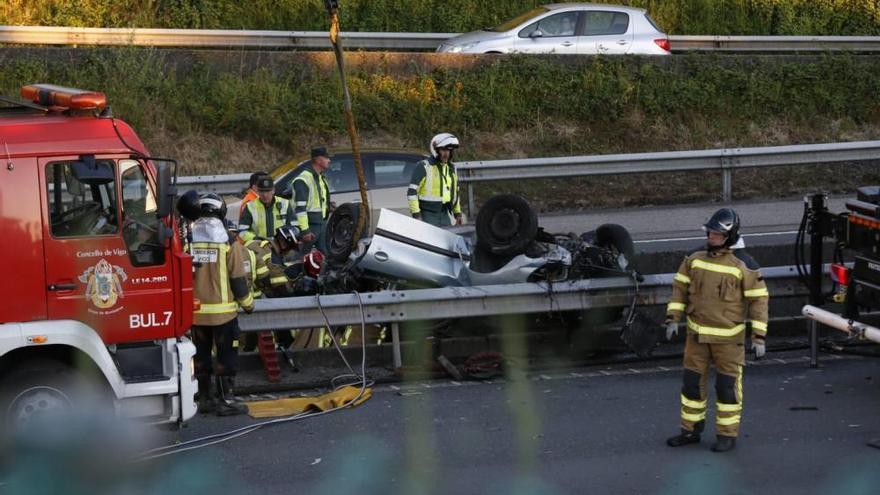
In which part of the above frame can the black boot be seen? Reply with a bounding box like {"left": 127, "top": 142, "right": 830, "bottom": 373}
{"left": 711, "top": 435, "right": 736, "bottom": 452}
{"left": 196, "top": 376, "right": 215, "bottom": 414}
{"left": 215, "top": 376, "right": 248, "bottom": 417}
{"left": 667, "top": 429, "right": 701, "bottom": 447}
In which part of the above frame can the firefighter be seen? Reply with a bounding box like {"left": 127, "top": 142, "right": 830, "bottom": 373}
{"left": 664, "top": 208, "right": 769, "bottom": 452}
{"left": 239, "top": 171, "right": 269, "bottom": 219}
{"left": 292, "top": 147, "right": 332, "bottom": 253}
{"left": 191, "top": 193, "right": 255, "bottom": 416}
{"left": 238, "top": 176, "right": 295, "bottom": 244}
{"left": 407, "top": 132, "right": 463, "bottom": 227}
{"left": 242, "top": 225, "right": 314, "bottom": 350}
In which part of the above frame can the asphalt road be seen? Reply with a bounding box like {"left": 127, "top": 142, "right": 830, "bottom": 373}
{"left": 538, "top": 195, "right": 850, "bottom": 254}
{"left": 14, "top": 350, "right": 874, "bottom": 495}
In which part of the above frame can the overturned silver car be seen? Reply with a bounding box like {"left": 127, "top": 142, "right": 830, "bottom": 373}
{"left": 317, "top": 195, "right": 655, "bottom": 354}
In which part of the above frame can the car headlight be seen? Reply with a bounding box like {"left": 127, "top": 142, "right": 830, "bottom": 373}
{"left": 446, "top": 43, "right": 478, "bottom": 53}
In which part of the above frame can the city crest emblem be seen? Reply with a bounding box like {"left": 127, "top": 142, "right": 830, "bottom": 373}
{"left": 79, "top": 258, "right": 128, "bottom": 309}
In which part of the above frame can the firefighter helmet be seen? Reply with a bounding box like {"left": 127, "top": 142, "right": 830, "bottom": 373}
{"left": 703, "top": 208, "right": 740, "bottom": 247}
{"left": 429, "top": 132, "right": 459, "bottom": 159}
{"left": 198, "top": 193, "right": 227, "bottom": 220}
{"left": 274, "top": 225, "right": 301, "bottom": 251}
{"left": 176, "top": 189, "right": 202, "bottom": 221}
{"left": 303, "top": 250, "right": 324, "bottom": 278}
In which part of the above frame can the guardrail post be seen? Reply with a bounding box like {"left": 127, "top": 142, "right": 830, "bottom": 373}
{"left": 467, "top": 183, "right": 475, "bottom": 218}
{"left": 391, "top": 322, "right": 402, "bottom": 369}
{"left": 720, "top": 150, "right": 735, "bottom": 202}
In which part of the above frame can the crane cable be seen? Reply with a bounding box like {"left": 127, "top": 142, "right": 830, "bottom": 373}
{"left": 325, "top": 0, "right": 370, "bottom": 244}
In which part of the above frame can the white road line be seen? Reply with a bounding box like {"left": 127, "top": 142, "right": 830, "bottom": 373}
{"left": 634, "top": 230, "right": 799, "bottom": 244}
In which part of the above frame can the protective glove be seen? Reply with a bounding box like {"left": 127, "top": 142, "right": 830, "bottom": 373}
{"left": 454, "top": 213, "right": 463, "bottom": 225}
{"left": 665, "top": 322, "right": 679, "bottom": 341}
{"left": 412, "top": 212, "right": 421, "bottom": 220}
{"left": 752, "top": 338, "right": 766, "bottom": 359}
{"left": 301, "top": 231, "right": 316, "bottom": 243}
{"left": 242, "top": 304, "right": 255, "bottom": 314}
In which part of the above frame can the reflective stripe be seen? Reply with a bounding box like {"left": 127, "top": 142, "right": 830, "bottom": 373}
{"left": 238, "top": 292, "right": 254, "bottom": 308}
{"left": 256, "top": 266, "right": 269, "bottom": 276}
{"left": 691, "top": 259, "right": 742, "bottom": 279}
{"left": 196, "top": 302, "right": 239, "bottom": 314}
{"left": 745, "top": 287, "right": 769, "bottom": 297}
{"left": 716, "top": 402, "right": 742, "bottom": 412}
{"left": 716, "top": 415, "right": 741, "bottom": 426}
{"left": 667, "top": 302, "right": 686, "bottom": 312}
{"left": 687, "top": 319, "right": 745, "bottom": 337}
{"left": 674, "top": 273, "right": 691, "bottom": 284}
{"left": 270, "top": 276, "right": 288, "bottom": 285}
{"left": 737, "top": 365, "right": 743, "bottom": 407}
{"left": 296, "top": 201, "right": 307, "bottom": 206}
{"left": 681, "top": 394, "right": 707, "bottom": 410}
{"left": 751, "top": 320, "right": 768, "bottom": 333}
{"left": 681, "top": 411, "right": 706, "bottom": 422}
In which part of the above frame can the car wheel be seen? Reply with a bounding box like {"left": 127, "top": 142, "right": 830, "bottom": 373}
{"left": 325, "top": 202, "right": 369, "bottom": 263}
{"left": 476, "top": 194, "right": 538, "bottom": 257}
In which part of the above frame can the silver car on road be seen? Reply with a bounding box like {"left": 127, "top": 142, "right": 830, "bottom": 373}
{"left": 437, "top": 3, "right": 670, "bottom": 55}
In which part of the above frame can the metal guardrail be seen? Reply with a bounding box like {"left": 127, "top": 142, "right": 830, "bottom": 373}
{"left": 2, "top": 26, "right": 879, "bottom": 52}
{"left": 175, "top": 140, "right": 880, "bottom": 207}
{"left": 669, "top": 35, "right": 880, "bottom": 52}
{"left": 0, "top": 26, "right": 454, "bottom": 50}
{"left": 456, "top": 140, "right": 880, "bottom": 209}
{"left": 239, "top": 264, "right": 803, "bottom": 330}
{"left": 238, "top": 264, "right": 809, "bottom": 367}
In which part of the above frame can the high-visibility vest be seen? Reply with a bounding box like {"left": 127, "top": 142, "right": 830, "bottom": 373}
{"left": 241, "top": 197, "right": 290, "bottom": 242}
{"left": 292, "top": 168, "right": 329, "bottom": 231}
{"left": 408, "top": 159, "right": 460, "bottom": 214}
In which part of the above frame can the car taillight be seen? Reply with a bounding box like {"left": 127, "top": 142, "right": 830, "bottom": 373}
{"left": 830, "top": 263, "right": 850, "bottom": 286}
{"left": 654, "top": 38, "right": 671, "bottom": 52}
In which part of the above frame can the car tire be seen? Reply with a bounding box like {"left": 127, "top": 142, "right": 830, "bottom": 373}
{"left": 476, "top": 194, "right": 538, "bottom": 257}
{"left": 325, "top": 202, "right": 370, "bottom": 264}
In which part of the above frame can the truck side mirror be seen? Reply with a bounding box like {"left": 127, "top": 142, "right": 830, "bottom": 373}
{"left": 156, "top": 162, "right": 177, "bottom": 219}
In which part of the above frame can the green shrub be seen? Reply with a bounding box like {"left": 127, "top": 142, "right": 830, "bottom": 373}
{"left": 2, "top": 0, "right": 880, "bottom": 35}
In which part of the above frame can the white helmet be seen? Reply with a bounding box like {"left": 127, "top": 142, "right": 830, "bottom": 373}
{"left": 429, "top": 132, "right": 459, "bottom": 159}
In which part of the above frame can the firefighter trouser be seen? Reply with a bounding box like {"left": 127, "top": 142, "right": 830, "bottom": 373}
{"left": 679, "top": 333, "right": 745, "bottom": 437}
{"left": 193, "top": 318, "right": 241, "bottom": 377}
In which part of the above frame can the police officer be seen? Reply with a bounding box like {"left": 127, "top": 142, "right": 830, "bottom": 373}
{"left": 292, "top": 147, "right": 331, "bottom": 253}
{"left": 407, "top": 133, "right": 463, "bottom": 227}
{"left": 190, "top": 193, "right": 254, "bottom": 416}
{"left": 239, "top": 171, "right": 269, "bottom": 219}
{"left": 238, "top": 176, "right": 295, "bottom": 244}
{"left": 665, "top": 208, "right": 769, "bottom": 452}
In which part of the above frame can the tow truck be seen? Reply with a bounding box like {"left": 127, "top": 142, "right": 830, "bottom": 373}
{"left": 0, "top": 84, "right": 196, "bottom": 428}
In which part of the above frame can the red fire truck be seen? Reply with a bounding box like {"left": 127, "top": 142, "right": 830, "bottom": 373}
{"left": 0, "top": 84, "right": 196, "bottom": 428}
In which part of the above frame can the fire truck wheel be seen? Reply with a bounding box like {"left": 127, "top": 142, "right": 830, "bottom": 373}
{"left": 0, "top": 360, "right": 110, "bottom": 432}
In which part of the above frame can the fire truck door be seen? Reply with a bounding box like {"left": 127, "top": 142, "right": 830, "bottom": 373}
{"left": 41, "top": 158, "right": 176, "bottom": 344}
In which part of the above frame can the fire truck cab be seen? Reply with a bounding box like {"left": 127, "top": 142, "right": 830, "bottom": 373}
{"left": 0, "top": 84, "right": 197, "bottom": 428}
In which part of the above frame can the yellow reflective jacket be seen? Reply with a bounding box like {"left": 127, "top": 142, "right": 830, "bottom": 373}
{"left": 666, "top": 247, "right": 769, "bottom": 344}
